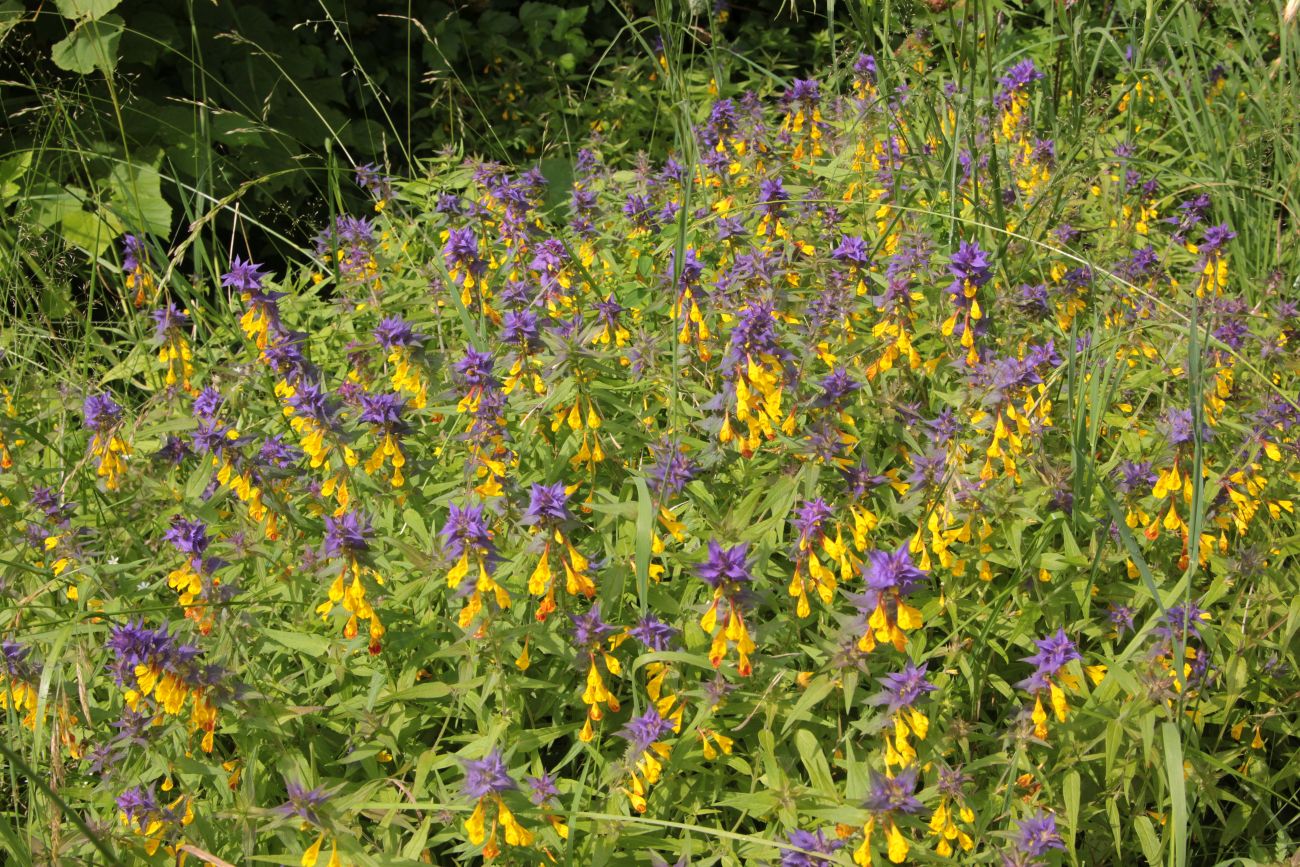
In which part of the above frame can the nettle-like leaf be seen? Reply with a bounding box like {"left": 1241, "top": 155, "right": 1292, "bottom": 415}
{"left": 105, "top": 159, "right": 172, "bottom": 238}
{"left": 0, "top": 150, "right": 31, "bottom": 201}
{"left": 28, "top": 180, "right": 123, "bottom": 255}
{"left": 50, "top": 13, "right": 124, "bottom": 75}
{"left": 0, "top": 0, "right": 24, "bottom": 39}
{"left": 24, "top": 158, "right": 169, "bottom": 255}
{"left": 53, "top": 0, "right": 122, "bottom": 20}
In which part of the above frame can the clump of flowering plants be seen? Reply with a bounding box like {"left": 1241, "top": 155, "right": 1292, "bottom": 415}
{"left": 1, "top": 32, "right": 1299, "bottom": 867}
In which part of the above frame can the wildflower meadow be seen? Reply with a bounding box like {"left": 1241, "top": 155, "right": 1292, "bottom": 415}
{"left": 1, "top": 2, "right": 1298, "bottom": 865}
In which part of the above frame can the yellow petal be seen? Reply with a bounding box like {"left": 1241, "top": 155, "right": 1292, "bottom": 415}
{"left": 853, "top": 828, "right": 873, "bottom": 867}
{"left": 886, "top": 820, "right": 909, "bottom": 863}
{"left": 302, "top": 833, "right": 325, "bottom": 867}
{"left": 465, "top": 800, "right": 486, "bottom": 845}
{"left": 700, "top": 601, "right": 718, "bottom": 634}
{"left": 500, "top": 802, "right": 533, "bottom": 846}
{"left": 529, "top": 550, "right": 551, "bottom": 595}
{"left": 896, "top": 601, "right": 923, "bottom": 631}
{"left": 447, "top": 552, "right": 470, "bottom": 588}
{"left": 1050, "top": 682, "right": 1069, "bottom": 722}
{"left": 1032, "top": 694, "right": 1048, "bottom": 738}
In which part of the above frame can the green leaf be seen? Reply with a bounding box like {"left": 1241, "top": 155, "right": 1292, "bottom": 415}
{"left": 54, "top": 0, "right": 121, "bottom": 19}
{"left": 540, "top": 157, "right": 573, "bottom": 213}
{"left": 98, "top": 350, "right": 149, "bottom": 384}
{"left": 62, "top": 207, "right": 124, "bottom": 257}
{"left": 841, "top": 669, "right": 857, "bottom": 714}
{"left": 0, "top": 0, "right": 24, "bottom": 40}
{"left": 633, "top": 477, "right": 652, "bottom": 612}
{"left": 50, "top": 14, "right": 124, "bottom": 75}
{"left": 1104, "top": 718, "right": 1122, "bottom": 780}
{"left": 1063, "top": 770, "right": 1080, "bottom": 853}
{"left": 1134, "top": 815, "right": 1162, "bottom": 865}
{"left": 781, "top": 674, "right": 834, "bottom": 735}
{"left": 377, "top": 681, "right": 455, "bottom": 704}
{"left": 1162, "top": 721, "right": 1188, "bottom": 867}
{"left": 713, "top": 791, "right": 779, "bottom": 815}
{"left": 106, "top": 159, "right": 172, "bottom": 236}
{"left": 757, "top": 728, "right": 784, "bottom": 788}
{"left": 1107, "top": 798, "right": 1123, "bottom": 859}
{"left": 29, "top": 181, "right": 86, "bottom": 227}
{"left": 337, "top": 744, "right": 383, "bottom": 765}
{"left": 261, "top": 627, "right": 331, "bottom": 657}
{"left": 29, "top": 182, "right": 124, "bottom": 256}
{"left": 794, "top": 729, "right": 835, "bottom": 796}
{"left": 402, "top": 508, "right": 430, "bottom": 545}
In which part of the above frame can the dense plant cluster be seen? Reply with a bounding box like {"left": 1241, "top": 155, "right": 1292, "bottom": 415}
{"left": 1, "top": 42, "right": 1298, "bottom": 866}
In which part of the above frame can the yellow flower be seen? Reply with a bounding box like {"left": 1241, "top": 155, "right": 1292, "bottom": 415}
{"left": 301, "top": 833, "right": 325, "bottom": 867}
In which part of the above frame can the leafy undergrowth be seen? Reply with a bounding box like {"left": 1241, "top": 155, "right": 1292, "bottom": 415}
{"left": 2, "top": 43, "right": 1298, "bottom": 867}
